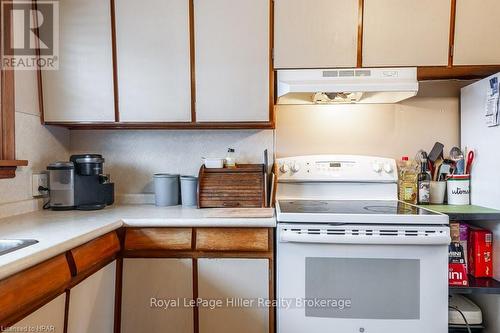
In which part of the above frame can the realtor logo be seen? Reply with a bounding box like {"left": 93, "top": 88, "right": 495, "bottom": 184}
{"left": 1, "top": 0, "right": 59, "bottom": 70}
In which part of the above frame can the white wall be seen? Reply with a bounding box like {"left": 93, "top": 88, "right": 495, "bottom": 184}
{"left": 275, "top": 81, "right": 463, "bottom": 159}
{"left": 0, "top": 70, "right": 70, "bottom": 217}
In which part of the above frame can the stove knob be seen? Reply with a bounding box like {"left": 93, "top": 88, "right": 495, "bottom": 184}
{"left": 372, "top": 162, "right": 382, "bottom": 173}
{"left": 291, "top": 162, "right": 301, "bottom": 173}
{"left": 280, "top": 163, "right": 290, "bottom": 173}
{"left": 383, "top": 163, "right": 394, "bottom": 174}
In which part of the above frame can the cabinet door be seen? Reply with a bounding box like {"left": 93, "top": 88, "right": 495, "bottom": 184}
{"left": 194, "top": 0, "right": 270, "bottom": 122}
{"left": 121, "top": 258, "right": 194, "bottom": 333}
{"left": 363, "top": 0, "right": 451, "bottom": 66}
{"left": 453, "top": 0, "right": 500, "bottom": 65}
{"left": 12, "top": 294, "right": 66, "bottom": 333}
{"left": 198, "top": 259, "right": 269, "bottom": 333}
{"left": 42, "top": 0, "right": 115, "bottom": 122}
{"left": 67, "top": 261, "right": 116, "bottom": 333}
{"left": 274, "top": 0, "right": 359, "bottom": 69}
{"left": 115, "top": 0, "right": 192, "bottom": 122}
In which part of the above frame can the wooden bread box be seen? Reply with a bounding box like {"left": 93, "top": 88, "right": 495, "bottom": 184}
{"left": 197, "top": 164, "right": 266, "bottom": 208}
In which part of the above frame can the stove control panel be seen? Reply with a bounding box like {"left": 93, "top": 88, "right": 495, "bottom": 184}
{"left": 277, "top": 155, "right": 397, "bottom": 183}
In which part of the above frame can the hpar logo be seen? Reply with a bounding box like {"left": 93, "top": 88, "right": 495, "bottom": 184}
{"left": 1, "top": 0, "right": 59, "bottom": 70}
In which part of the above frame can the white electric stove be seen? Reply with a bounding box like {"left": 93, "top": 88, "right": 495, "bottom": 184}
{"left": 275, "top": 155, "right": 450, "bottom": 333}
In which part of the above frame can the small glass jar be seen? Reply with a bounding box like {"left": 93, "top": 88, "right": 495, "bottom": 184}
{"left": 225, "top": 148, "right": 236, "bottom": 168}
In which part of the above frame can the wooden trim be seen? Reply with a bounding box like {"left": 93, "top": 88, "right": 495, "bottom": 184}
{"left": 0, "top": 0, "right": 28, "bottom": 178}
{"left": 418, "top": 65, "right": 500, "bottom": 80}
{"left": 123, "top": 250, "right": 273, "bottom": 259}
{"left": 110, "top": 0, "right": 120, "bottom": 122}
{"left": 70, "top": 232, "right": 121, "bottom": 275}
{"left": 63, "top": 290, "right": 70, "bottom": 333}
{"left": 269, "top": 0, "right": 275, "bottom": 123}
{"left": 0, "top": 255, "right": 72, "bottom": 328}
{"left": 268, "top": 229, "right": 275, "bottom": 333}
{"left": 34, "top": 0, "right": 45, "bottom": 124}
{"left": 448, "top": 0, "right": 457, "bottom": 67}
{"left": 196, "top": 228, "right": 269, "bottom": 252}
{"left": 0, "top": 0, "right": 15, "bottom": 161}
{"left": 189, "top": 0, "right": 196, "bottom": 123}
{"left": 192, "top": 258, "right": 199, "bottom": 333}
{"left": 356, "top": 0, "right": 364, "bottom": 67}
{"left": 0, "top": 160, "right": 28, "bottom": 179}
{"left": 113, "top": 227, "right": 125, "bottom": 333}
{"left": 43, "top": 121, "right": 275, "bottom": 130}
{"left": 0, "top": 166, "right": 16, "bottom": 178}
{"left": 113, "top": 257, "right": 123, "bottom": 333}
{"left": 124, "top": 228, "right": 193, "bottom": 251}
{"left": 0, "top": 160, "right": 28, "bottom": 167}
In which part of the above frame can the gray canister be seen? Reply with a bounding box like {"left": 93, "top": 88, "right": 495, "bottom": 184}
{"left": 180, "top": 176, "right": 198, "bottom": 206}
{"left": 153, "top": 174, "right": 179, "bottom": 206}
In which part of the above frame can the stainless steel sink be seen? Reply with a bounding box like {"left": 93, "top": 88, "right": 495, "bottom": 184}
{"left": 0, "top": 239, "right": 38, "bottom": 256}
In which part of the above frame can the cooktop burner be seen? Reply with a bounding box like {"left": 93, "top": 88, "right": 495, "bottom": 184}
{"left": 278, "top": 200, "right": 439, "bottom": 216}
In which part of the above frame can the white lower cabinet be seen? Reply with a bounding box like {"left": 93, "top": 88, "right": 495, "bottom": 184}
{"left": 67, "top": 261, "right": 117, "bottom": 333}
{"left": 12, "top": 294, "right": 66, "bottom": 333}
{"left": 198, "top": 259, "right": 269, "bottom": 333}
{"left": 121, "top": 258, "right": 194, "bottom": 333}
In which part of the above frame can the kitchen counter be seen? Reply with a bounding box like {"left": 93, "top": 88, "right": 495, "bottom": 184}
{"left": 0, "top": 205, "right": 276, "bottom": 280}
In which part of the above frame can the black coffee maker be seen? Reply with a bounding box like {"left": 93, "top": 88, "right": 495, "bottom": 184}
{"left": 70, "top": 154, "right": 114, "bottom": 210}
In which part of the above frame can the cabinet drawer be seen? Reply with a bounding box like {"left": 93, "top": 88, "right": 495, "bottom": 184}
{"left": 124, "top": 228, "right": 193, "bottom": 251}
{"left": 196, "top": 228, "right": 269, "bottom": 252}
{"left": 0, "top": 255, "right": 71, "bottom": 326}
{"left": 70, "top": 232, "right": 120, "bottom": 275}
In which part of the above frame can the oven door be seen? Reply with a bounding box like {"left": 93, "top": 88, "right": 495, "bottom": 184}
{"left": 277, "top": 224, "right": 450, "bottom": 333}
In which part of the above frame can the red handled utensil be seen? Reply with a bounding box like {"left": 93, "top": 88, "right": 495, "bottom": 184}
{"left": 466, "top": 150, "right": 474, "bottom": 175}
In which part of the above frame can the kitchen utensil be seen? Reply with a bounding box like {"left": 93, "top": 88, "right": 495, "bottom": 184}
{"left": 264, "top": 149, "right": 269, "bottom": 207}
{"left": 153, "top": 174, "right": 179, "bottom": 207}
{"left": 428, "top": 142, "right": 444, "bottom": 163}
{"left": 432, "top": 157, "right": 444, "bottom": 181}
{"left": 437, "top": 164, "right": 451, "bottom": 181}
{"left": 466, "top": 150, "right": 475, "bottom": 175}
{"left": 180, "top": 176, "right": 198, "bottom": 206}
{"left": 202, "top": 158, "right": 225, "bottom": 169}
{"left": 449, "top": 147, "right": 465, "bottom": 174}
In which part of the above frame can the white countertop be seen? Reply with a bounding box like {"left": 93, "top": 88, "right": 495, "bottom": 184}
{"left": 0, "top": 205, "right": 276, "bottom": 280}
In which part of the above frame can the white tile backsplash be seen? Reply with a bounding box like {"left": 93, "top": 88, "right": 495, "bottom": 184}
{"left": 70, "top": 130, "right": 274, "bottom": 195}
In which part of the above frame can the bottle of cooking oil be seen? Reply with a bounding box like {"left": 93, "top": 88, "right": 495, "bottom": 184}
{"left": 398, "top": 156, "right": 418, "bottom": 204}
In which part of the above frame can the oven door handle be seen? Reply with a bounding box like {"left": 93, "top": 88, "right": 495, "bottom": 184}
{"left": 279, "top": 231, "right": 451, "bottom": 245}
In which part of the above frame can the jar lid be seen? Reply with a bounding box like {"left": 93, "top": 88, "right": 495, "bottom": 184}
{"left": 47, "top": 162, "right": 74, "bottom": 170}
{"left": 154, "top": 173, "right": 179, "bottom": 178}
{"left": 70, "top": 154, "right": 104, "bottom": 164}
{"left": 181, "top": 175, "right": 197, "bottom": 181}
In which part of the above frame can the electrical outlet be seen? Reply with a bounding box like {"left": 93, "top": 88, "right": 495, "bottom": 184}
{"left": 32, "top": 173, "right": 48, "bottom": 197}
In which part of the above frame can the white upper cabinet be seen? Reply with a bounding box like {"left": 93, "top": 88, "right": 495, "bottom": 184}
{"left": 274, "top": 0, "right": 359, "bottom": 69}
{"left": 115, "top": 0, "right": 192, "bottom": 122}
{"left": 453, "top": 0, "right": 500, "bottom": 65}
{"left": 42, "top": 0, "right": 115, "bottom": 122}
{"left": 363, "top": 0, "right": 451, "bottom": 67}
{"left": 194, "top": 0, "right": 270, "bottom": 122}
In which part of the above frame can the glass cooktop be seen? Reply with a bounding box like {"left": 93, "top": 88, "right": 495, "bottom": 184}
{"left": 278, "top": 200, "right": 439, "bottom": 216}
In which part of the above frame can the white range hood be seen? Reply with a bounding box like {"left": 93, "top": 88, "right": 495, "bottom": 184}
{"left": 277, "top": 67, "right": 418, "bottom": 104}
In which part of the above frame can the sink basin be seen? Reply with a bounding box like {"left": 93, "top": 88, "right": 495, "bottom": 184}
{"left": 0, "top": 239, "right": 38, "bottom": 256}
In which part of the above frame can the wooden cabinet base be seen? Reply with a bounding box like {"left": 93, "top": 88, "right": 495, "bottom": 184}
{"left": 0, "top": 255, "right": 71, "bottom": 328}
